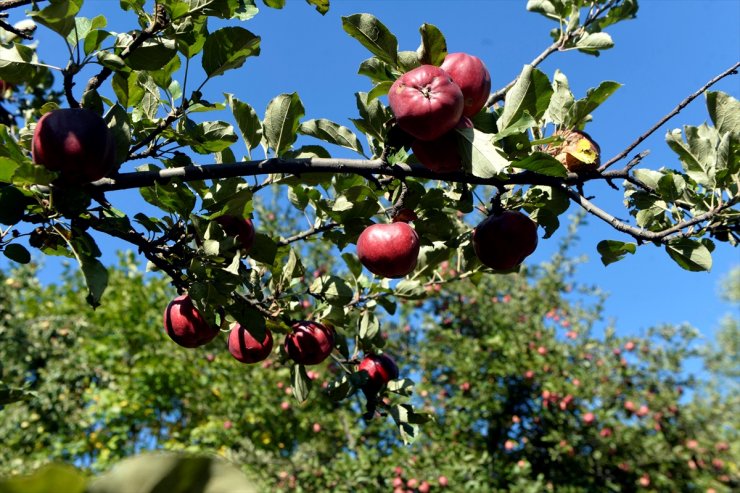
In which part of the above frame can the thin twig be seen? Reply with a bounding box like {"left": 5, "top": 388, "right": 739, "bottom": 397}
{"left": 0, "top": 0, "right": 37, "bottom": 11}
{"left": 487, "top": 43, "right": 560, "bottom": 107}
{"left": 277, "top": 223, "right": 339, "bottom": 247}
{"left": 0, "top": 18, "right": 34, "bottom": 39}
{"left": 598, "top": 61, "right": 740, "bottom": 172}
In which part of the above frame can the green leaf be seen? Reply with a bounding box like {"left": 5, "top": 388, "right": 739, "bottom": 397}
{"left": 263, "top": 0, "right": 285, "bottom": 8}
{"left": 492, "top": 111, "right": 537, "bottom": 142}
{"left": 87, "top": 452, "right": 259, "bottom": 493}
{"left": 125, "top": 37, "right": 178, "bottom": 71}
{"left": 29, "top": 0, "right": 83, "bottom": 38}
{"left": 352, "top": 91, "right": 388, "bottom": 142}
{"left": 291, "top": 364, "right": 312, "bottom": 403}
{"left": 0, "top": 463, "right": 86, "bottom": 493}
{"left": 3, "top": 243, "right": 31, "bottom": 264}
{"left": 526, "top": 0, "right": 568, "bottom": 19}
{"left": 309, "top": 275, "right": 353, "bottom": 306}
{"left": 665, "top": 238, "right": 713, "bottom": 272}
{"left": 66, "top": 15, "right": 106, "bottom": 49}
{"left": 457, "top": 128, "right": 510, "bottom": 178}
{"left": 633, "top": 169, "right": 663, "bottom": 190}
{"left": 416, "top": 23, "right": 447, "bottom": 66}
{"left": 576, "top": 32, "right": 614, "bottom": 54}
{"left": 546, "top": 70, "right": 574, "bottom": 125}
{"left": 0, "top": 186, "right": 28, "bottom": 224}
{"left": 299, "top": 119, "right": 365, "bottom": 156}
{"left": 568, "top": 81, "right": 621, "bottom": 127}
{"left": 357, "top": 57, "right": 395, "bottom": 83}
{"left": 513, "top": 152, "right": 567, "bottom": 177}
{"left": 138, "top": 165, "right": 197, "bottom": 216}
{"left": 666, "top": 127, "right": 715, "bottom": 186}
{"left": 0, "top": 44, "right": 38, "bottom": 84}
{"left": 202, "top": 27, "right": 261, "bottom": 78}
{"left": 394, "top": 279, "right": 425, "bottom": 299}
{"left": 706, "top": 91, "right": 740, "bottom": 135}
{"left": 358, "top": 310, "right": 379, "bottom": 343}
{"left": 306, "top": 0, "right": 329, "bottom": 15}
{"left": 250, "top": 233, "right": 278, "bottom": 265}
{"left": 104, "top": 104, "right": 132, "bottom": 166}
{"left": 499, "top": 65, "right": 553, "bottom": 130}
{"left": 79, "top": 256, "right": 109, "bottom": 308}
{"left": 342, "top": 14, "right": 398, "bottom": 66}
{"left": 597, "top": 240, "right": 637, "bottom": 266}
{"left": 367, "top": 81, "right": 392, "bottom": 102}
{"left": 226, "top": 94, "right": 263, "bottom": 153}
{"left": 263, "top": 93, "right": 305, "bottom": 156}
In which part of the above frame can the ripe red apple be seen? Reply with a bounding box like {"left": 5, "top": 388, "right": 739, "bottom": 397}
{"left": 440, "top": 52, "right": 492, "bottom": 117}
{"left": 284, "top": 320, "right": 334, "bottom": 365}
{"left": 359, "top": 353, "right": 399, "bottom": 392}
{"left": 215, "top": 215, "right": 255, "bottom": 253}
{"left": 388, "top": 65, "right": 464, "bottom": 141}
{"left": 411, "top": 116, "right": 473, "bottom": 173}
{"left": 357, "top": 221, "right": 420, "bottom": 278}
{"left": 32, "top": 108, "right": 117, "bottom": 185}
{"left": 472, "top": 211, "right": 539, "bottom": 270}
{"left": 228, "top": 324, "right": 273, "bottom": 363}
{"left": 163, "top": 294, "right": 219, "bottom": 348}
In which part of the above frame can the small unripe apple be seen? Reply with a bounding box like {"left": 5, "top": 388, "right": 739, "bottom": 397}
{"left": 545, "top": 129, "right": 601, "bottom": 173}
{"left": 215, "top": 215, "right": 255, "bottom": 253}
{"left": 472, "top": 211, "right": 538, "bottom": 270}
{"left": 440, "top": 52, "right": 492, "bottom": 117}
{"left": 411, "top": 117, "right": 473, "bottom": 173}
{"left": 389, "top": 65, "right": 464, "bottom": 141}
{"left": 284, "top": 320, "right": 334, "bottom": 365}
{"left": 357, "top": 221, "right": 420, "bottom": 278}
{"left": 228, "top": 324, "right": 273, "bottom": 363}
{"left": 163, "top": 294, "right": 219, "bottom": 348}
{"left": 359, "top": 353, "right": 399, "bottom": 392}
{"left": 32, "top": 108, "right": 117, "bottom": 185}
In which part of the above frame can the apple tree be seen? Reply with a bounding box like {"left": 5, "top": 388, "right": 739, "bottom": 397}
{"left": 0, "top": 0, "right": 737, "bottom": 436}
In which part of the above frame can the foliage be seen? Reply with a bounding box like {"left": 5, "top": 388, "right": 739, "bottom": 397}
{"left": 0, "top": 246, "right": 737, "bottom": 491}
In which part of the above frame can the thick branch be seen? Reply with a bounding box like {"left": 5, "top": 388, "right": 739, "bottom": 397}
{"left": 598, "top": 61, "right": 740, "bottom": 172}
{"left": 565, "top": 186, "right": 739, "bottom": 243}
{"left": 91, "top": 157, "right": 631, "bottom": 192}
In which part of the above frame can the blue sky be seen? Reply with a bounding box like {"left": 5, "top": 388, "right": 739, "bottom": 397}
{"left": 3, "top": 1, "right": 739, "bottom": 342}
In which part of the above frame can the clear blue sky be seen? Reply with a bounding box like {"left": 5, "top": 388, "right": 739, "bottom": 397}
{"left": 3, "top": 1, "right": 739, "bottom": 341}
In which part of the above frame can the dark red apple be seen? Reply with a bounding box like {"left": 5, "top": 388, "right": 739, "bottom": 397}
{"left": 228, "top": 324, "right": 273, "bottom": 363}
{"left": 472, "top": 211, "right": 538, "bottom": 270}
{"left": 359, "top": 353, "right": 399, "bottom": 393}
{"left": 388, "top": 65, "right": 464, "bottom": 141}
{"left": 440, "top": 53, "right": 491, "bottom": 117}
{"left": 356, "top": 221, "right": 420, "bottom": 278}
{"left": 32, "top": 108, "right": 117, "bottom": 185}
{"left": 215, "top": 215, "right": 255, "bottom": 253}
{"left": 163, "top": 294, "right": 219, "bottom": 348}
{"left": 411, "top": 116, "right": 473, "bottom": 173}
{"left": 284, "top": 320, "right": 334, "bottom": 365}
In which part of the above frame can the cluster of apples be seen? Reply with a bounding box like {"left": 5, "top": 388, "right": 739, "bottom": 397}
{"left": 356, "top": 53, "right": 539, "bottom": 278}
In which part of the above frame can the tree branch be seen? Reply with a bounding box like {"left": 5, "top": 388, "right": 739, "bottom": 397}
{"left": 564, "top": 186, "right": 739, "bottom": 243}
{"left": 598, "top": 61, "right": 740, "bottom": 172}
{"left": 486, "top": 43, "right": 560, "bottom": 107}
{"left": 277, "top": 223, "right": 339, "bottom": 247}
{"left": 0, "top": 0, "right": 38, "bottom": 11}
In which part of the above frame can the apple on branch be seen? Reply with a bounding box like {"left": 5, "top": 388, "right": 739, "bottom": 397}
{"left": 284, "top": 320, "right": 335, "bottom": 365}
{"left": 228, "top": 324, "right": 273, "bottom": 363}
{"left": 473, "top": 211, "right": 539, "bottom": 271}
{"left": 32, "top": 108, "right": 117, "bottom": 185}
{"left": 215, "top": 215, "right": 256, "bottom": 254}
{"left": 440, "top": 52, "right": 492, "bottom": 117}
{"left": 356, "top": 212, "right": 420, "bottom": 278}
{"left": 388, "top": 65, "right": 464, "bottom": 141}
{"left": 163, "top": 294, "right": 220, "bottom": 348}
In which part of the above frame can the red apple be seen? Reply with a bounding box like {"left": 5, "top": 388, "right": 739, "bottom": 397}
{"left": 388, "top": 65, "right": 464, "bottom": 141}
{"left": 228, "top": 324, "right": 273, "bottom": 363}
{"left": 215, "top": 215, "right": 255, "bottom": 253}
{"left": 284, "top": 320, "right": 334, "bottom": 365}
{"left": 359, "top": 353, "right": 399, "bottom": 392}
{"left": 411, "top": 117, "right": 473, "bottom": 173}
{"left": 440, "top": 52, "right": 492, "bottom": 117}
{"left": 472, "top": 211, "right": 538, "bottom": 270}
{"left": 357, "top": 221, "right": 420, "bottom": 278}
{"left": 163, "top": 294, "right": 219, "bottom": 348}
{"left": 32, "top": 108, "right": 117, "bottom": 185}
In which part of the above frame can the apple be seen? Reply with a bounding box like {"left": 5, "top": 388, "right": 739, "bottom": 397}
{"left": 545, "top": 129, "right": 601, "bottom": 173}
{"left": 284, "top": 320, "right": 334, "bottom": 365}
{"left": 472, "top": 211, "right": 539, "bottom": 270}
{"left": 215, "top": 215, "right": 255, "bottom": 253}
{"left": 388, "top": 65, "right": 464, "bottom": 141}
{"left": 359, "top": 353, "right": 399, "bottom": 392}
{"left": 411, "top": 116, "right": 473, "bottom": 173}
{"left": 228, "top": 324, "right": 273, "bottom": 363}
{"left": 357, "top": 220, "right": 420, "bottom": 278}
{"left": 32, "top": 108, "right": 117, "bottom": 185}
{"left": 163, "top": 294, "right": 219, "bottom": 348}
{"left": 440, "top": 52, "right": 492, "bottom": 117}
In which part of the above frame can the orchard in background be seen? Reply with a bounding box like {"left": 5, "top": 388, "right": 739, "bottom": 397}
{"left": 0, "top": 0, "right": 738, "bottom": 490}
